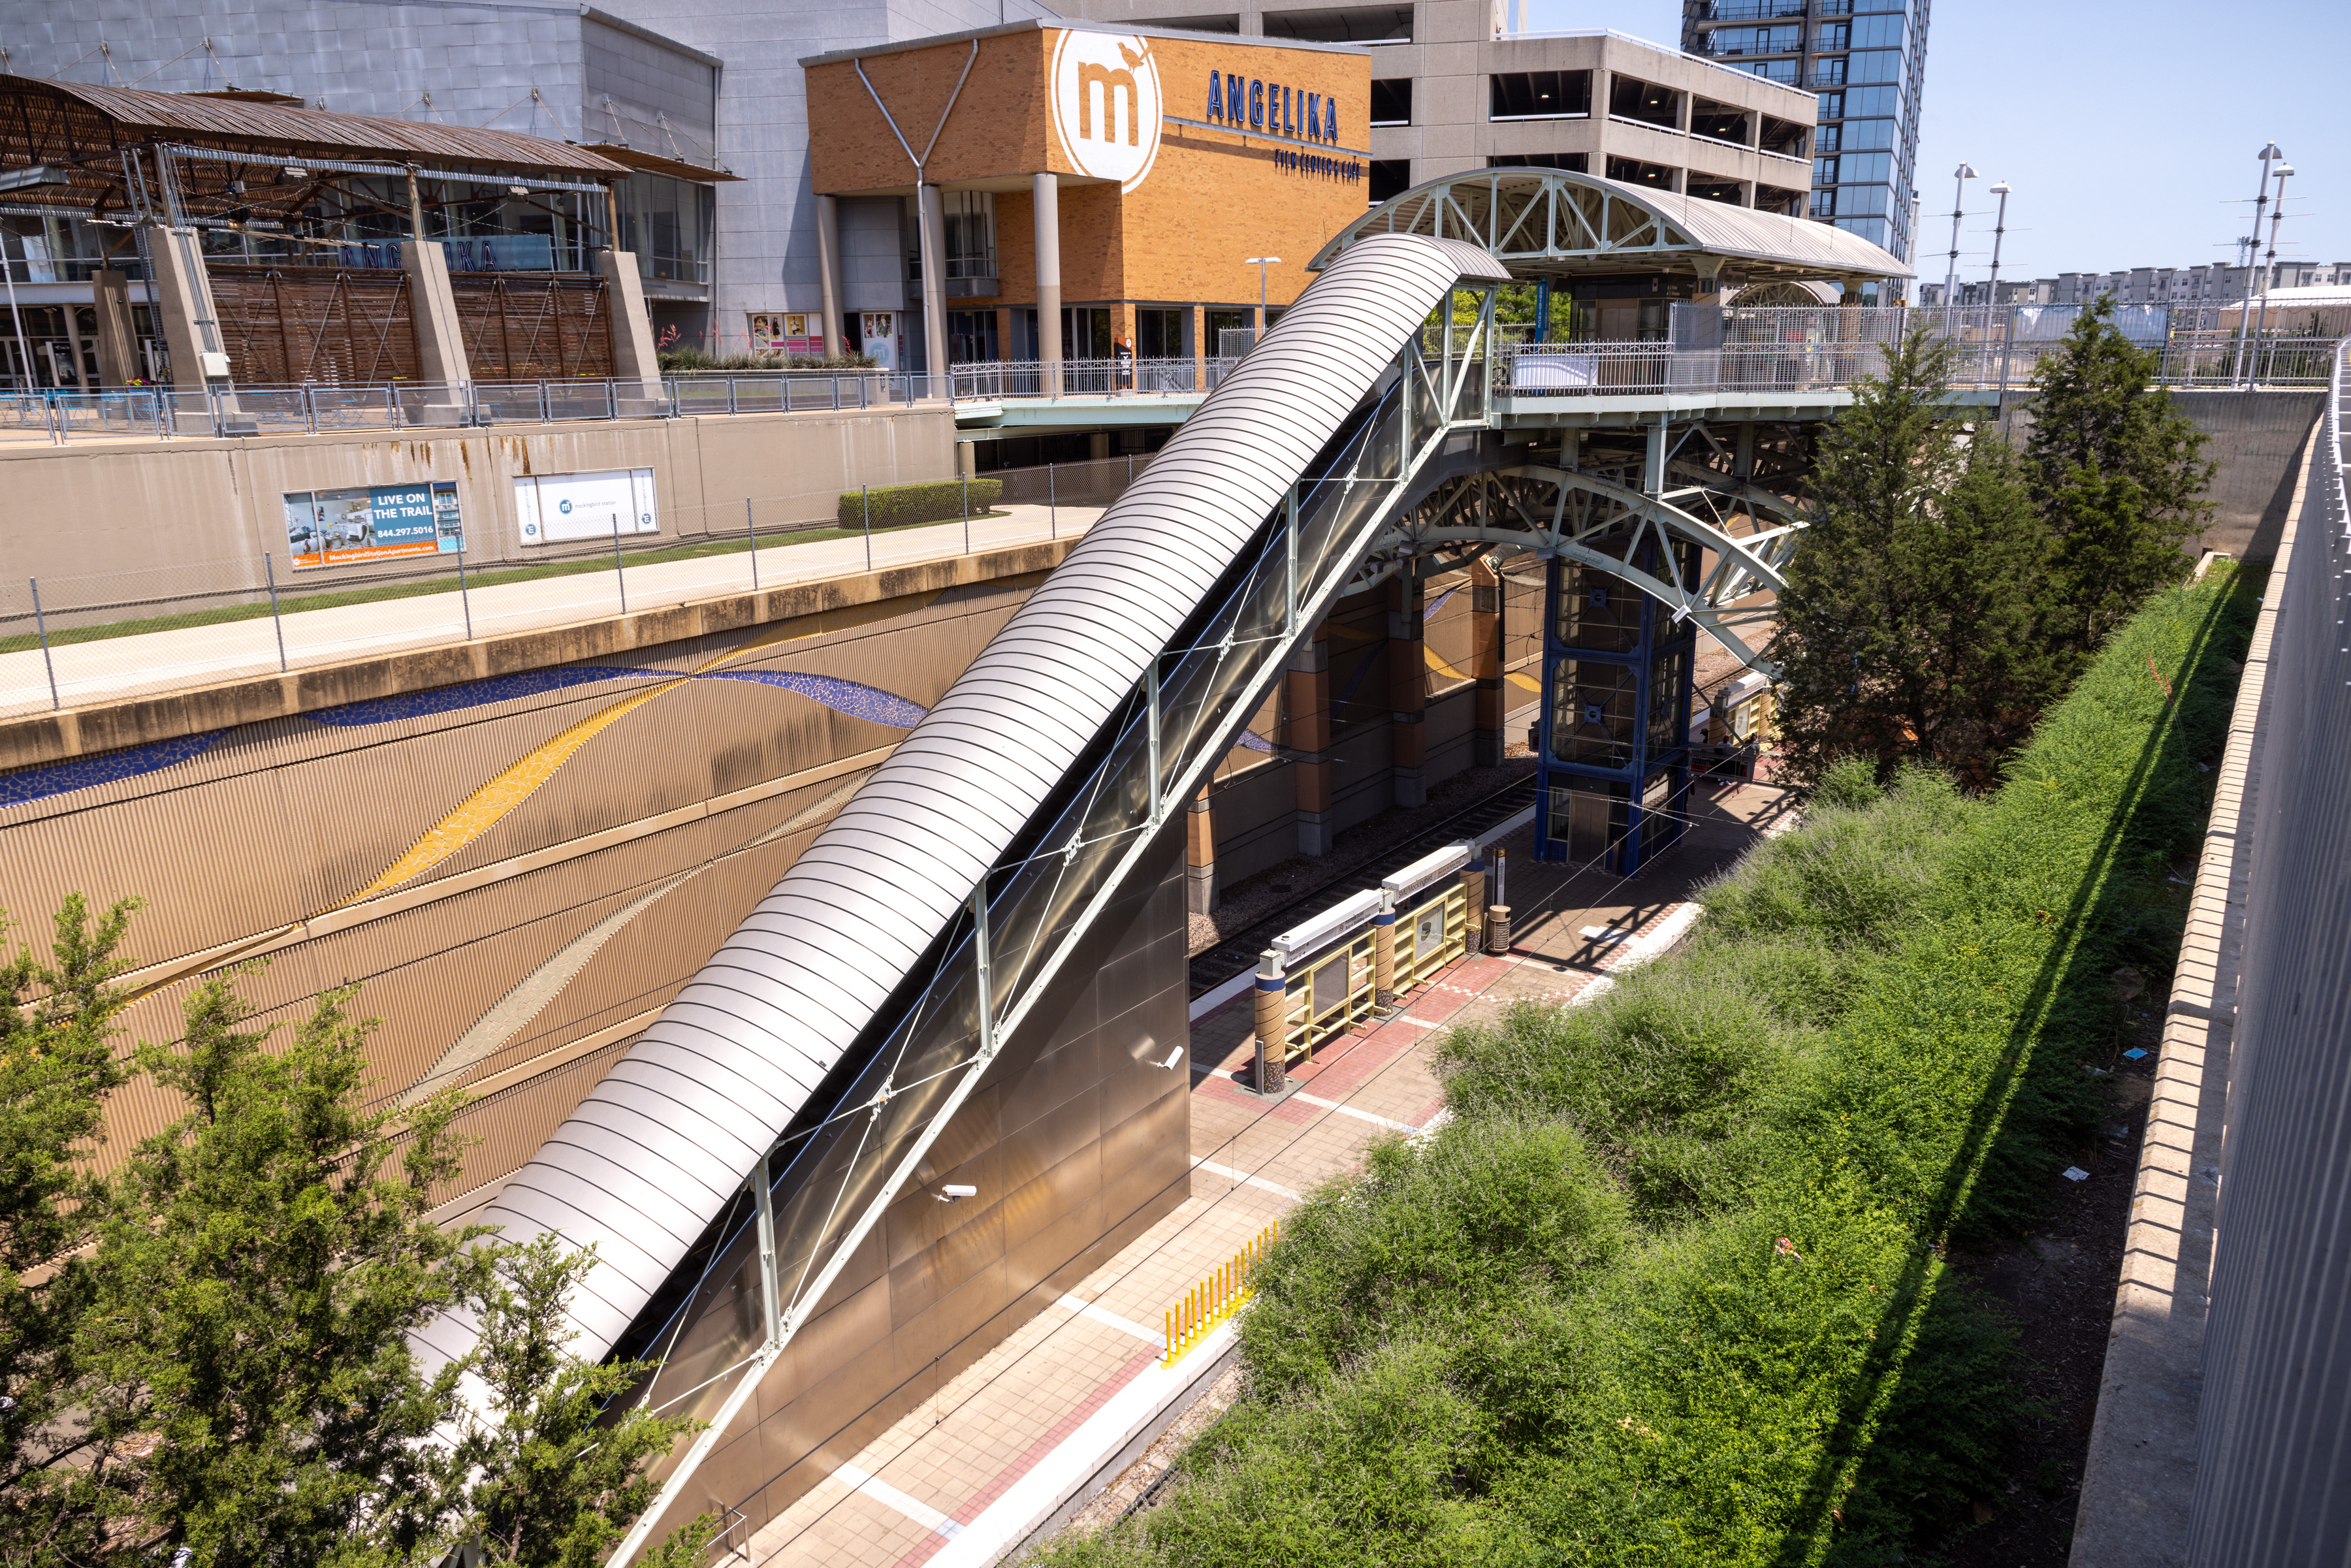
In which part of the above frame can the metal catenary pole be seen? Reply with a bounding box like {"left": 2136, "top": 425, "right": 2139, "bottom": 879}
{"left": 861, "top": 484, "right": 872, "bottom": 571}
{"left": 613, "top": 507, "right": 628, "bottom": 613}
{"left": 455, "top": 541, "right": 473, "bottom": 640}
{"left": 28, "top": 578, "right": 59, "bottom": 710}
{"left": 263, "top": 552, "right": 289, "bottom": 672}
{"left": 746, "top": 496, "right": 760, "bottom": 591}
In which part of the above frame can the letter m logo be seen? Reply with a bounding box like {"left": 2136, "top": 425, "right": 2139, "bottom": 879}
{"left": 1078, "top": 63, "right": 1140, "bottom": 145}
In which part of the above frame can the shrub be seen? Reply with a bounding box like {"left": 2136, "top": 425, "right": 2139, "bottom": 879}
{"left": 836, "top": 479, "right": 1003, "bottom": 530}
{"left": 1435, "top": 952, "right": 1817, "bottom": 1223}
{"left": 658, "top": 346, "right": 877, "bottom": 372}
{"left": 1241, "top": 1117, "right": 1627, "bottom": 1397}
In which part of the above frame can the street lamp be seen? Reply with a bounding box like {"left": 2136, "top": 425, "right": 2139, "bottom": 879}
{"left": 2237, "top": 143, "right": 2282, "bottom": 387}
{"left": 1985, "top": 181, "right": 2011, "bottom": 304}
{"left": 1943, "top": 163, "right": 1975, "bottom": 306}
{"left": 1245, "top": 257, "right": 1282, "bottom": 333}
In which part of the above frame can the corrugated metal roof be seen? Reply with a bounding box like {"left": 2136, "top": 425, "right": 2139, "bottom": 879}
{"left": 1, "top": 74, "right": 628, "bottom": 178}
{"left": 415, "top": 232, "right": 1511, "bottom": 1370}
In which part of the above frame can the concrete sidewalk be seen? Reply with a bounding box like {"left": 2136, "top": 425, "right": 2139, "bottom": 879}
{"left": 1, "top": 503, "right": 1102, "bottom": 719}
{"left": 737, "top": 776, "right": 1791, "bottom": 1568}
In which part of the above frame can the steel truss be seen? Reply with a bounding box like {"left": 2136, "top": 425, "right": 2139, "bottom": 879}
{"left": 1353, "top": 440, "right": 1810, "bottom": 675}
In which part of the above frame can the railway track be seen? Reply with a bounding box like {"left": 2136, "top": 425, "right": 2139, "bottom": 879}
{"left": 1186, "top": 776, "right": 1536, "bottom": 999}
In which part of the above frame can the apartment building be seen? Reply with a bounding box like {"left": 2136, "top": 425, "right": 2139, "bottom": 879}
{"left": 1679, "top": 0, "right": 1926, "bottom": 274}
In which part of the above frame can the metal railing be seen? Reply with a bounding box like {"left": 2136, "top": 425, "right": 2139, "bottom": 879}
{"left": 0, "top": 373, "right": 953, "bottom": 445}
{"left": 0, "top": 454, "right": 1136, "bottom": 719}
{"left": 946, "top": 357, "right": 1241, "bottom": 400}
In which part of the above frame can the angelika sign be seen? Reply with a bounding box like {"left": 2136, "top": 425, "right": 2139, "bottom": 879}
{"left": 1204, "top": 69, "right": 1341, "bottom": 145}
{"left": 1051, "top": 31, "right": 1165, "bottom": 193}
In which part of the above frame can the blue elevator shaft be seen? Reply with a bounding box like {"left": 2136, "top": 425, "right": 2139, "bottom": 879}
{"left": 1531, "top": 533, "right": 1699, "bottom": 874}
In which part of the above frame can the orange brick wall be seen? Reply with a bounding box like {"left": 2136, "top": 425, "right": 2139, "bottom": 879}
{"left": 808, "top": 29, "right": 1371, "bottom": 320}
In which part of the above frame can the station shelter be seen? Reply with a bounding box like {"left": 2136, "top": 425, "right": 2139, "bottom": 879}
{"left": 800, "top": 22, "right": 1374, "bottom": 378}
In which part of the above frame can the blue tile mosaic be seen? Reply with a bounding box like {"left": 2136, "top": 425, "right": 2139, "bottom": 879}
{"left": 304, "top": 665, "right": 674, "bottom": 726}
{"left": 1, "top": 731, "right": 219, "bottom": 810}
{"left": 701, "top": 671, "right": 929, "bottom": 729}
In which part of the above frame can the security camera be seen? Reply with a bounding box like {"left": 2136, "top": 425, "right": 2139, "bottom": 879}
{"left": 938, "top": 1184, "right": 978, "bottom": 1202}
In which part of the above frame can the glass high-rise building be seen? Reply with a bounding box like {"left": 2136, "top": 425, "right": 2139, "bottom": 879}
{"left": 1681, "top": 1, "right": 1927, "bottom": 297}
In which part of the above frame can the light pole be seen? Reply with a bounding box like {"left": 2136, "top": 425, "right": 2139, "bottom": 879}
{"left": 2250, "top": 162, "right": 2294, "bottom": 385}
{"left": 2237, "top": 142, "right": 2280, "bottom": 387}
{"left": 1985, "top": 181, "right": 2011, "bottom": 304}
{"left": 1245, "top": 256, "right": 1282, "bottom": 335}
{"left": 1943, "top": 163, "right": 1975, "bottom": 306}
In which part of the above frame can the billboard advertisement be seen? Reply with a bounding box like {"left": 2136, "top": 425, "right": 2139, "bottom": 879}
{"left": 513, "top": 468, "right": 659, "bottom": 547}
{"left": 283, "top": 482, "right": 463, "bottom": 569}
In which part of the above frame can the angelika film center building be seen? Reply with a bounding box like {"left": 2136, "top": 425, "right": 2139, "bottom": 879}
{"left": 799, "top": 22, "right": 1374, "bottom": 378}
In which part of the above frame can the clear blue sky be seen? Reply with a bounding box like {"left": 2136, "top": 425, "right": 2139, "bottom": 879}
{"left": 1527, "top": 0, "right": 2350, "bottom": 283}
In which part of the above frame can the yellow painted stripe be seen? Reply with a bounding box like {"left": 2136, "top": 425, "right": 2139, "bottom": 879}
{"left": 1506, "top": 670, "right": 1543, "bottom": 692}
{"left": 335, "top": 679, "right": 690, "bottom": 906}
{"left": 1424, "top": 647, "right": 1469, "bottom": 682}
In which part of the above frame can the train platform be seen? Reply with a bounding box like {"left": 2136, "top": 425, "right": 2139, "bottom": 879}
{"left": 735, "top": 775, "right": 1794, "bottom": 1568}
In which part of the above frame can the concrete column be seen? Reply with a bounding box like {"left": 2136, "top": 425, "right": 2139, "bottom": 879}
{"left": 90, "top": 269, "right": 137, "bottom": 387}
{"left": 918, "top": 183, "right": 949, "bottom": 383}
{"left": 401, "top": 239, "right": 470, "bottom": 389}
{"left": 1088, "top": 430, "right": 1110, "bottom": 461}
{"left": 1469, "top": 554, "right": 1505, "bottom": 767}
{"left": 1252, "top": 950, "right": 1288, "bottom": 1095}
{"left": 816, "top": 194, "right": 845, "bottom": 358}
{"left": 1032, "top": 172, "right": 1062, "bottom": 391}
{"left": 145, "top": 222, "right": 228, "bottom": 391}
{"left": 1734, "top": 423, "right": 1755, "bottom": 479}
{"left": 596, "top": 249, "right": 662, "bottom": 394}
{"left": 1389, "top": 565, "right": 1427, "bottom": 808}
{"left": 1185, "top": 788, "right": 1218, "bottom": 915}
{"left": 1285, "top": 623, "right": 1333, "bottom": 856}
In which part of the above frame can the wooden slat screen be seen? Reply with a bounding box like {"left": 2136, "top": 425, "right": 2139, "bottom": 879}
{"left": 208, "top": 265, "right": 421, "bottom": 385}
{"left": 449, "top": 273, "right": 614, "bottom": 380}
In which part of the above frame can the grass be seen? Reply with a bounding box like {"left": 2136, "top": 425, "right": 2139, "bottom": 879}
{"left": 0, "top": 511, "right": 1013, "bottom": 657}
{"left": 1034, "top": 562, "right": 2258, "bottom": 1568}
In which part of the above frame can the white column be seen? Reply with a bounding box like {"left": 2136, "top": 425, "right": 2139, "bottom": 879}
{"left": 918, "top": 183, "right": 949, "bottom": 385}
{"left": 1033, "top": 171, "right": 1062, "bottom": 392}
{"left": 816, "top": 193, "right": 845, "bottom": 359}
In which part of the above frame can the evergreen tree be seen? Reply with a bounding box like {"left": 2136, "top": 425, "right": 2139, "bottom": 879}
{"left": 435, "top": 1234, "right": 709, "bottom": 1568}
{"left": 0, "top": 897, "right": 139, "bottom": 1564}
{"left": 1767, "top": 327, "right": 2058, "bottom": 785}
{"left": 2024, "top": 298, "right": 2217, "bottom": 662}
{"left": 80, "top": 974, "right": 481, "bottom": 1567}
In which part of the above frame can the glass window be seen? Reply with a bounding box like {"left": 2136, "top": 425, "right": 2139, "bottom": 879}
{"left": 945, "top": 309, "right": 998, "bottom": 364}
{"left": 1739, "top": 58, "right": 1799, "bottom": 84}
{"left": 1370, "top": 78, "right": 1412, "bottom": 125}
{"left": 1607, "top": 75, "right": 1680, "bottom": 128}
{"left": 1849, "top": 49, "right": 1902, "bottom": 83}
{"left": 1488, "top": 71, "right": 1590, "bottom": 119}
{"left": 1550, "top": 660, "right": 1639, "bottom": 771}
{"left": 1842, "top": 83, "right": 1901, "bottom": 116}
{"left": 1705, "top": 23, "right": 1800, "bottom": 55}
{"left": 1851, "top": 12, "right": 1904, "bottom": 46}
{"left": 1264, "top": 4, "right": 1409, "bottom": 41}
{"left": 1833, "top": 216, "right": 1889, "bottom": 246}
{"left": 1838, "top": 116, "right": 1895, "bottom": 149}
{"left": 1836, "top": 151, "right": 1891, "bottom": 184}
{"left": 943, "top": 191, "right": 995, "bottom": 280}
{"left": 1136, "top": 307, "right": 1185, "bottom": 358}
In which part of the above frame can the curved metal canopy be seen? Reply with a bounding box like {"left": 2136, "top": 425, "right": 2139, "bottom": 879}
{"left": 1311, "top": 168, "right": 1912, "bottom": 283}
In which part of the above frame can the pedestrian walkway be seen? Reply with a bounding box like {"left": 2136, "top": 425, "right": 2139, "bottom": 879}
{"left": 737, "top": 775, "right": 1793, "bottom": 1568}
{"left": 0, "top": 503, "right": 1102, "bottom": 720}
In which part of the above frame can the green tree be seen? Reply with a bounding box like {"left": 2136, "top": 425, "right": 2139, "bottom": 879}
{"left": 80, "top": 973, "right": 480, "bottom": 1567}
{"left": 438, "top": 1233, "right": 711, "bottom": 1568}
{"left": 0, "top": 896, "right": 140, "bottom": 1564}
{"left": 1767, "top": 326, "right": 2058, "bottom": 784}
{"left": 2024, "top": 298, "right": 2216, "bottom": 663}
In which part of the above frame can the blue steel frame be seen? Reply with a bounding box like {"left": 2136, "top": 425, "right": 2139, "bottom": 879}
{"left": 1531, "top": 536, "right": 1699, "bottom": 873}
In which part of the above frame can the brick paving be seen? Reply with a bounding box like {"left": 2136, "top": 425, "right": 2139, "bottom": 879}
{"left": 743, "top": 776, "right": 1793, "bottom": 1567}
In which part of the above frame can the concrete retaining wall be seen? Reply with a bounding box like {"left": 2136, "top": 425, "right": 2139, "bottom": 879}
{"left": 0, "top": 402, "right": 955, "bottom": 585}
